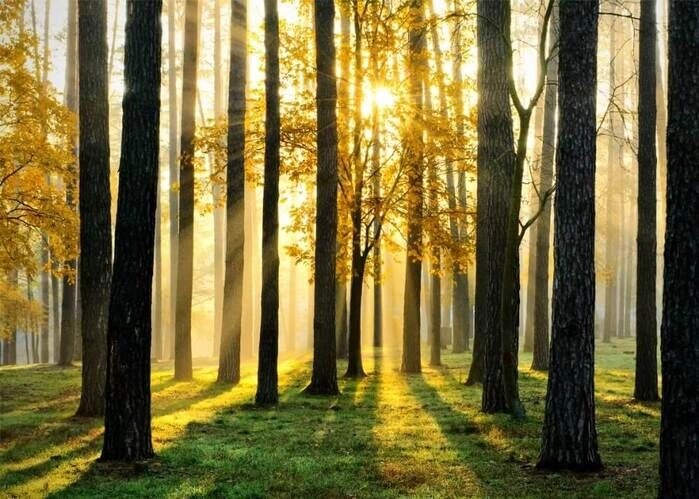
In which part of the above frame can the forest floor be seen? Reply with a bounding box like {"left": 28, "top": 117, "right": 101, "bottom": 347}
{"left": 0, "top": 338, "right": 659, "bottom": 498}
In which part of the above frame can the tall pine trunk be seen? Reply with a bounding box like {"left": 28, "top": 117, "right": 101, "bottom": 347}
{"left": 659, "top": 0, "right": 699, "bottom": 494}
{"left": 101, "top": 0, "right": 162, "bottom": 461}
{"left": 633, "top": 0, "right": 659, "bottom": 402}
{"left": 59, "top": 0, "right": 78, "bottom": 367}
{"left": 174, "top": 0, "right": 199, "bottom": 381}
{"left": 255, "top": 0, "right": 280, "bottom": 406}
{"left": 218, "top": 0, "right": 247, "bottom": 384}
{"left": 76, "top": 0, "right": 112, "bottom": 417}
{"left": 476, "top": 0, "right": 513, "bottom": 412}
{"left": 167, "top": 0, "right": 179, "bottom": 361}
{"left": 306, "top": 0, "right": 339, "bottom": 395}
{"left": 401, "top": 0, "right": 425, "bottom": 374}
{"left": 538, "top": 0, "right": 601, "bottom": 471}
{"left": 531, "top": 5, "right": 558, "bottom": 372}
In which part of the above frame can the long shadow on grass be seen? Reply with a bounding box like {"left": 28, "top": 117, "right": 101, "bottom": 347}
{"left": 405, "top": 371, "right": 537, "bottom": 495}
{"left": 0, "top": 370, "right": 234, "bottom": 494}
{"left": 49, "top": 360, "right": 380, "bottom": 498}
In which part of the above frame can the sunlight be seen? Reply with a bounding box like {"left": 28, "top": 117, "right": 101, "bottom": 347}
{"left": 361, "top": 85, "right": 398, "bottom": 117}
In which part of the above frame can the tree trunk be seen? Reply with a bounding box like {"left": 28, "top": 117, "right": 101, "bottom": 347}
{"left": 603, "top": 14, "right": 618, "bottom": 344}
{"left": 345, "top": 253, "right": 366, "bottom": 378}
{"left": 659, "top": 1, "right": 699, "bottom": 495}
{"left": 51, "top": 271, "right": 60, "bottom": 363}
{"left": 401, "top": 0, "right": 425, "bottom": 375}
{"left": 59, "top": 0, "right": 78, "bottom": 367}
{"left": 633, "top": 0, "right": 659, "bottom": 402}
{"left": 538, "top": 0, "right": 601, "bottom": 471}
{"left": 476, "top": 0, "right": 513, "bottom": 413}
{"left": 3, "top": 271, "right": 18, "bottom": 365}
{"left": 211, "top": 0, "right": 225, "bottom": 359}
{"left": 76, "top": 0, "right": 112, "bottom": 417}
{"left": 40, "top": 245, "right": 49, "bottom": 363}
{"left": 101, "top": 0, "right": 162, "bottom": 461}
{"left": 167, "top": 0, "right": 179, "bottom": 361}
{"left": 531, "top": 6, "right": 558, "bottom": 372}
{"left": 255, "top": 0, "right": 280, "bottom": 406}
{"left": 335, "top": 0, "right": 350, "bottom": 359}
{"left": 152, "top": 195, "right": 162, "bottom": 360}
{"left": 306, "top": 0, "right": 339, "bottom": 395}
{"left": 174, "top": 0, "right": 199, "bottom": 381}
{"left": 218, "top": 0, "right": 246, "bottom": 385}
{"left": 336, "top": 282, "right": 348, "bottom": 358}
{"left": 451, "top": 0, "right": 470, "bottom": 354}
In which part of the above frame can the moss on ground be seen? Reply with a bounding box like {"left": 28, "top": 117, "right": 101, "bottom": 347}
{"left": 0, "top": 339, "right": 659, "bottom": 498}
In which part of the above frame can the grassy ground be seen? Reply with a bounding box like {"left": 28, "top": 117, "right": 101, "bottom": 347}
{"left": 0, "top": 338, "right": 659, "bottom": 498}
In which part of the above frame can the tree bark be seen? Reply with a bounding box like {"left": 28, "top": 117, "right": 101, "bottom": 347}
{"left": 401, "top": 0, "right": 425, "bottom": 375}
{"left": 174, "top": 0, "right": 199, "bottom": 381}
{"left": 531, "top": 6, "right": 558, "bottom": 372}
{"left": 255, "top": 0, "right": 280, "bottom": 406}
{"left": 346, "top": 255, "right": 366, "bottom": 378}
{"left": 633, "top": 0, "right": 659, "bottom": 402}
{"left": 59, "top": 0, "right": 78, "bottom": 367}
{"left": 603, "top": 13, "right": 618, "bottom": 344}
{"left": 76, "top": 0, "right": 111, "bottom": 417}
{"left": 538, "top": 0, "right": 601, "bottom": 471}
{"left": 101, "top": 0, "right": 162, "bottom": 462}
{"left": 306, "top": 0, "right": 339, "bottom": 395}
{"left": 218, "top": 0, "right": 246, "bottom": 385}
{"left": 167, "top": 0, "right": 179, "bottom": 361}
{"left": 476, "top": 0, "right": 513, "bottom": 412}
{"left": 659, "top": 0, "right": 699, "bottom": 495}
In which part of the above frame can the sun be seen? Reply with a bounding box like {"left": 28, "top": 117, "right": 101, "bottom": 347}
{"left": 361, "top": 85, "right": 398, "bottom": 116}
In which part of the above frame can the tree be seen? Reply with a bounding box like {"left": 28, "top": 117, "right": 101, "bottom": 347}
{"left": 531, "top": 5, "right": 558, "bottom": 372}
{"left": 475, "top": 0, "right": 512, "bottom": 412}
{"left": 101, "top": 0, "right": 162, "bottom": 462}
{"left": 175, "top": 0, "right": 199, "bottom": 381}
{"left": 633, "top": 0, "right": 659, "bottom": 402}
{"left": 167, "top": 0, "right": 179, "bottom": 361}
{"left": 659, "top": 0, "right": 699, "bottom": 494}
{"left": 306, "top": 0, "right": 339, "bottom": 395}
{"left": 59, "top": 0, "right": 78, "bottom": 367}
{"left": 256, "top": 0, "right": 280, "bottom": 406}
{"left": 218, "top": 0, "right": 247, "bottom": 384}
{"left": 76, "top": 0, "right": 112, "bottom": 417}
{"left": 538, "top": 0, "right": 601, "bottom": 471}
{"left": 401, "top": 0, "right": 425, "bottom": 375}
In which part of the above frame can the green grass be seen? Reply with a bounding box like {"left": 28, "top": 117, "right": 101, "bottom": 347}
{"left": 0, "top": 339, "right": 659, "bottom": 498}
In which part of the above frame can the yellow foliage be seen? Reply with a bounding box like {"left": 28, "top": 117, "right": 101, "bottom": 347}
{"left": 0, "top": 0, "right": 78, "bottom": 332}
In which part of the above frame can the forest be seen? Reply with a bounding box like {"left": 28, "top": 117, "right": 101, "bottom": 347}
{"left": 0, "top": 0, "right": 697, "bottom": 497}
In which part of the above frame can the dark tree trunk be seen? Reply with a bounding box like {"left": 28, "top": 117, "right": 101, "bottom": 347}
{"left": 538, "top": 0, "right": 601, "bottom": 471}
{"left": 167, "top": 0, "right": 178, "bottom": 361}
{"left": 476, "top": 0, "right": 513, "bottom": 413}
{"left": 633, "top": 0, "right": 659, "bottom": 402}
{"left": 306, "top": 0, "right": 339, "bottom": 395}
{"left": 217, "top": 0, "right": 246, "bottom": 385}
{"left": 659, "top": 0, "right": 699, "bottom": 495}
{"left": 255, "top": 0, "right": 280, "bottom": 406}
{"left": 336, "top": 282, "right": 348, "bottom": 358}
{"left": 40, "top": 245, "right": 49, "bottom": 363}
{"left": 51, "top": 272, "right": 60, "bottom": 362}
{"left": 335, "top": 0, "right": 350, "bottom": 360}
{"left": 401, "top": 0, "right": 425, "bottom": 375}
{"left": 345, "top": 254, "right": 366, "bottom": 378}
{"left": 451, "top": 1, "right": 471, "bottom": 354}
{"left": 174, "top": 0, "right": 199, "bottom": 381}
{"left": 101, "top": 0, "right": 162, "bottom": 462}
{"left": 152, "top": 199, "right": 162, "bottom": 360}
{"left": 76, "top": 0, "right": 111, "bottom": 417}
{"left": 531, "top": 6, "right": 558, "bottom": 372}
{"left": 59, "top": 0, "right": 78, "bottom": 367}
